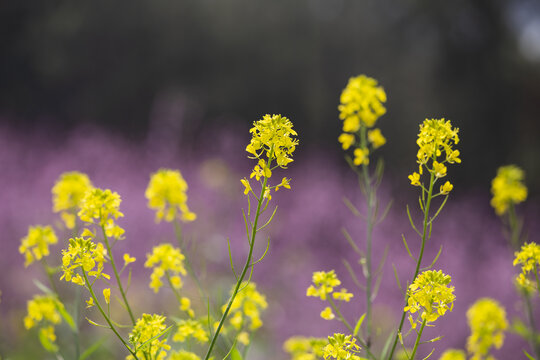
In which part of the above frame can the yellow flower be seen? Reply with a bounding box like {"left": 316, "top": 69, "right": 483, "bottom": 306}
{"left": 338, "top": 133, "right": 355, "bottom": 150}
{"left": 52, "top": 172, "right": 93, "bottom": 229}
{"left": 169, "top": 351, "right": 202, "bottom": 360}
{"left": 404, "top": 270, "right": 455, "bottom": 326}
{"left": 146, "top": 169, "right": 196, "bottom": 223}
{"left": 275, "top": 177, "right": 291, "bottom": 191}
{"left": 173, "top": 319, "right": 209, "bottom": 343}
{"left": 466, "top": 298, "right": 507, "bottom": 360}
{"left": 19, "top": 225, "right": 58, "bottom": 267}
{"left": 432, "top": 161, "right": 447, "bottom": 178}
{"left": 60, "top": 237, "right": 109, "bottom": 286}
{"left": 513, "top": 242, "right": 540, "bottom": 292}
{"left": 320, "top": 307, "right": 335, "bottom": 320}
{"left": 490, "top": 165, "right": 528, "bottom": 215}
{"left": 145, "top": 243, "right": 187, "bottom": 293}
{"left": 415, "top": 119, "right": 459, "bottom": 166}
{"left": 127, "top": 314, "right": 171, "bottom": 360}
{"left": 284, "top": 336, "right": 327, "bottom": 360}
{"left": 306, "top": 270, "right": 342, "bottom": 301}
{"left": 103, "top": 288, "right": 111, "bottom": 304}
{"left": 225, "top": 282, "right": 267, "bottom": 331}
{"left": 123, "top": 253, "right": 136, "bottom": 266}
{"left": 353, "top": 148, "right": 369, "bottom": 166}
{"left": 408, "top": 172, "right": 421, "bottom": 187}
{"left": 238, "top": 331, "right": 250, "bottom": 345}
{"left": 440, "top": 181, "right": 453, "bottom": 195}
{"left": 338, "top": 75, "right": 387, "bottom": 128}
{"left": 332, "top": 289, "right": 354, "bottom": 302}
{"left": 367, "top": 128, "right": 386, "bottom": 149}
{"left": 24, "top": 294, "right": 63, "bottom": 330}
{"left": 240, "top": 178, "right": 252, "bottom": 195}
{"left": 323, "top": 333, "right": 362, "bottom": 360}
{"left": 439, "top": 349, "right": 466, "bottom": 360}
{"left": 86, "top": 297, "right": 94, "bottom": 308}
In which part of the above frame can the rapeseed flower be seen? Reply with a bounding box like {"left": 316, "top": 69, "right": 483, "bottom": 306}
{"left": 404, "top": 270, "right": 455, "bottom": 328}
{"left": 52, "top": 171, "right": 93, "bottom": 229}
{"left": 513, "top": 242, "right": 540, "bottom": 292}
{"left": 225, "top": 282, "right": 267, "bottom": 331}
{"left": 19, "top": 225, "right": 58, "bottom": 267}
{"left": 144, "top": 243, "right": 187, "bottom": 293}
{"left": 24, "top": 294, "right": 63, "bottom": 352}
{"left": 367, "top": 128, "right": 386, "bottom": 149}
{"left": 491, "top": 165, "right": 528, "bottom": 215}
{"left": 173, "top": 319, "right": 208, "bottom": 343}
{"left": 306, "top": 270, "right": 342, "bottom": 301}
{"left": 466, "top": 298, "right": 507, "bottom": 360}
{"left": 60, "top": 237, "right": 109, "bottom": 286}
{"left": 439, "top": 349, "right": 466, "bottom": 360}
{"left": 322, "top": 333, "right": 362, "bottom": 360}
{"left": 127, "top": 314, "right": 171, "bottom": 360}
{"left": 146, "top": 169, "right": 196, "bottom": 223}
{"left": 169, "top": 351, "right": 201, "bottom": 360}
{"left": 78, "top": 188, "right": 125, "bottom": 239}
{"left": 283, "top": 336, "right": 327, "bottom": 360}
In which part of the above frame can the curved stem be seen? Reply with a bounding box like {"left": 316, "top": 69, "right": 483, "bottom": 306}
{"left": 203, "top": 162, "right": 271, "bottom": 360}
{"left": 409, "top": 319, "right": 427, "bottom": 360}
{"left": 387, "top": 171, "right": 435, "bottom": 360}
{"left": 82, "top": 270, "right": 138, "bottom": 359}
{"left": 101, "top": 225, "right": 136, "bottom": 325}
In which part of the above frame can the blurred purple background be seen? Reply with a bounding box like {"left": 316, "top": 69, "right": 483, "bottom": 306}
{"left": 1, "top": 122, "right": 538, "bottom": 359}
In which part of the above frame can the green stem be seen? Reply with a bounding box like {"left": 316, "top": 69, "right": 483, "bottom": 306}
{"left": 203, "top": 164, "right": 270, "bottom": 360}
{"left": 82, "top": 270, "right": 138, "bottom": 359}
{"left": 409, "top": 319, "right": 427, "bottom": 360}
{"left": 101, "top": 225, "right": 136, "bottom": 326}
{"left": 41, "top": 257, "right": 59, "bottom": 295}
{"left": 387, "top": 171, "right": 435, "bottom": 360}
{"left": 524, "top": 292, "right": 540, "bottom": 360}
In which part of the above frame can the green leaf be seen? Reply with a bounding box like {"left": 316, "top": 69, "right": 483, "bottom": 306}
{"left": 38, "top": 328, "right": 59, "bottom": 353}
{"left": 55, "top": 302, "right": 76, "bottom": 331}
{"left": 353, "top": 313, "right": 366, "bottom": 337}
{"left": 524, "top": 349, "right": 535, "bottom": 360}
{"left": 80, "top": 338, "right": 106, "bottom": 360}
{"left": 230, "top": 347, "right": 243, "bottom": 360}
{"left": 33, "top": 279, "right": 53, "bottom": 295}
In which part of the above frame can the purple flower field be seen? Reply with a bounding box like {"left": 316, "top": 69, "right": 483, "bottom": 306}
{"left": 0, "top": 123, "right": 538, "bottom": 359}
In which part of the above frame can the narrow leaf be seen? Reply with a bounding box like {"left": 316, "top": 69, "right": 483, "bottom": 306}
{"left": 524, "top": 350, "right": 535, "bottom": 360}
{"left": 341, "top": 228, "right": 363, "bottom": 256}
{"left": 227, "top": 238, "right": 238, "bottom": 280}
{"left": 55, "top": 302, "right": 76, "bottom": 331}
{"left": 392, "top": 264, "right": 404, "bottom": 295}
{"left": 353, "top": 313, "right": 366, "bottom": 337}
{"left": 402, "top": 235, "right": 416, "bottom": 261}
{"left": 342, "top": 197, "right": 364, "bottom": 219}
{"left": 406, "top": 205, "right": 421, "bottom": 236}
{"left": 377, "top": 199, "right": 394, "bottom": 224}
{"left": 342, "top": 259, "right": 365, "bottom": 291}
{"left": 422, "top": 348, "right": 435, "bottom": 360}
{"left": 80, "top": 338, "right": 106, "bottom": 360}
{"left": 257, "top": 206, "right": 278, "bottom": 232}
{"left": 250, "top": 237, "right": 271, "bottom": 266}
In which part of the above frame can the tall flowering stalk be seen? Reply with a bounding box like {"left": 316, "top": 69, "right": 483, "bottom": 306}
{"left": 203, "top": 114, "right": 298, "bottom": 360}
{"left": 338, "top": 75, "right": 388, "bottom": 355}
{"left": 387, "top": 118, "right": 460, "bottom": 360}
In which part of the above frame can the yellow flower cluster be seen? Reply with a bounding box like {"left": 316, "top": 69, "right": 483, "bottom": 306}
{"left": 513, "top": 242, "right": 540, "bottom": 292}
{"left": 243, "top": 114, "right": 297, "bottom": 197}
{"left": 466, "top": 298, "right": 507, "bottom": 360}
{"left": 306, "top": 270, "right": 353, "bottom": 321}
{"left": 60, "top": 237, "right": 109, "bottom": 286}
{"left": 169, "top": 351, "right": 201, "bottom": 360}
{"left": 19, "top": 225, "right": 58, "bottom": 267}
{"left": 127, "top": 314, "right": 171, "bottom": 360}
{"left": 337, "top": 75, "right": 387, "bottom": 165}
{"left": 322, "top": 333, "right": 363, "bottom": 360}
{"left": 490, "top": 165, "right": 528, "bottom": 216}
{"left": 283, "top": 336, "right": 327, "bottom": 360}
{"left": 144, "top": 243, "right": 187, "bottom": 293}
{"left": 78, "top": 188, "right": 125, "bottom": 239}
{"left": 52, "top": 171, "right": 93, "bottom": 229}
{"left": 404, "top": 270, "right": 455, "bottom": 328}
{"left": 438, "top": 349, "right": 466, "bottom": 360}
{"left": 145, "top": 169, "right": 196, "bottom": 223}
{"left": 225, "top": 282, "right": 268, "bottom": 331}
{"left": 408, "top": 119, "right": 460, "bottom": 193}
{"left": 24, "top": 294, "right": 63, "bottom": 352}
{"left": 173, "top": 319, "right": 208, "bottom": 343}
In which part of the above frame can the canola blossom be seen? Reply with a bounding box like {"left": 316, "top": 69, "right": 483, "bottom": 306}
{"left": 306, "top": 270, "right": 342, "bottom": 301}
{"left": 78, "top": 188, "right": 125, "bottom": 239}
{"left": 438, "top": 349, "right": 466, "bottom": 360}
{"left": 146, "top": 169, "right": 196, "bottom": 223}
{"left": 490, "top": 165, "right": 528, "bottom": 215}
{"left": 144, "top": 243, "right": 187, "bottom": 293}
{"left": 24, "top": 294, "right": 64, "bottom": 353}
{"left": 466, "top": 298, "right": 507, "bottom": 360}
{"left": 173, "top": 319, "right": 209, "bottom": 343}
{"left": 284, "top": 336, "right": 327, "bottom": 360}
{"left": 513, "top": 242, "right": 540, "bottom": 292}
{"left": 60, "top": 237, "right": 109, "bottom": 286}
{"left": 127, "top": 313, "right": 171, "bottom": 360}
{"left": 224, "top": 282, "right": 268, "bottom": 331}
{"left": 52, "top": 171, "right": 93, "bottom": 229}
{"left": 408, "top": 118, "right": 460, "bottom": 193}
{"left": 19, "top": 225, "right": 58, "bottom": 267}
{"left": 404, "top": 270, "right": 455, "bottom": 328}
{"left": 322, "top": 333, "right": 363, "bottom": 360}
{"left": 169, "top": 351, "right": 202, "bottom": 360}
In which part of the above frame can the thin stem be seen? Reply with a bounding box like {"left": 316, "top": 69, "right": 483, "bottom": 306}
{"left": 203, "top": 156, "right": 272, "bottom": 360}
{"left": 41, "top": 257, "right": 59, "bottom": 294}
{"left": 101, "top": 225, "right": 136, "bottom": 325}
{"left": 387, "top": 171, "right": 435, "bottom": 360}
{"left": 82, "top": 270, "right": 138, "bottom": 359}
{"left": 524, "top": 293, "right": 540, "bottom": 360}
{"left": 408, "top": 319, "right": 427, "bottom": 360}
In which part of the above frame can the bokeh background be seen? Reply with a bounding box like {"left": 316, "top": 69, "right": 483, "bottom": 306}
{"left": 1, "top": 0, "right": 540, "bottom": 359}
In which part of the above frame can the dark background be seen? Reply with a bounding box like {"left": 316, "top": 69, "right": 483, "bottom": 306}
{"left": 2, "top": 0, "right": 540, "bottom": 194}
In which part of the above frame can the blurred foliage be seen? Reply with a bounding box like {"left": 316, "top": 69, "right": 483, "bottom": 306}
{"left": 1, "top": 0, "right": 540, "bottom": 191}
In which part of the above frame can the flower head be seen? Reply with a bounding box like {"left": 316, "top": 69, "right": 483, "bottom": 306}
{"left": 338, "top": 75, "right": 386, "bottom": 129}
{"left": 146, "top": 169, "right": 196, "bottom": 223}
{"left": 466, "top": 298, "right": 507, "bottom": 360}
{"left": 60, "top": 237, "right": 109, "bottom": 286}
{"left": 490, "top": 165, "right": 528, "bottom": 215}
{"left": 323, "top": 333, "right": 362, "bottom": 360}
{"left": 225, "top": 282, "right": 268, "bottom": 331}
{"left": 306, "top": 270, "right": 342, "bottom": 301}
{"left": 513, "top": 242, "right": 540, "bottom": 292}
{"left": 78, "top": 188, "right": 125, "bottom": 239}
{"left": 24, "top": 294, "right": 63, "bottom": 330}
{"left": 283, "top": 336, "right": 327, "bottom": 360}
{"left": 127, "top": 314, "right": 171, "bottom": 360}
{"left": 439, "top": 349, "right": 466, "bottom": 360}
{"left": 404, "top": 270, "right": 455, "bottom": 327}
{"left": 169, "top": 351, "right": 201, "bottom": 360}
{"left": 19, "top": 225, "right": 58, "bottom": 267}
{"left": 52, "top": 172, "right": 93, "bottom": 229}
{"left": 144, "top": 243, "right": 187, "bottom": 293}
{"left": 367, "top": 128, "right": 386, "bottom": 149}
{"left": 173, "top": 319, "right": 209, "bottom": 343}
